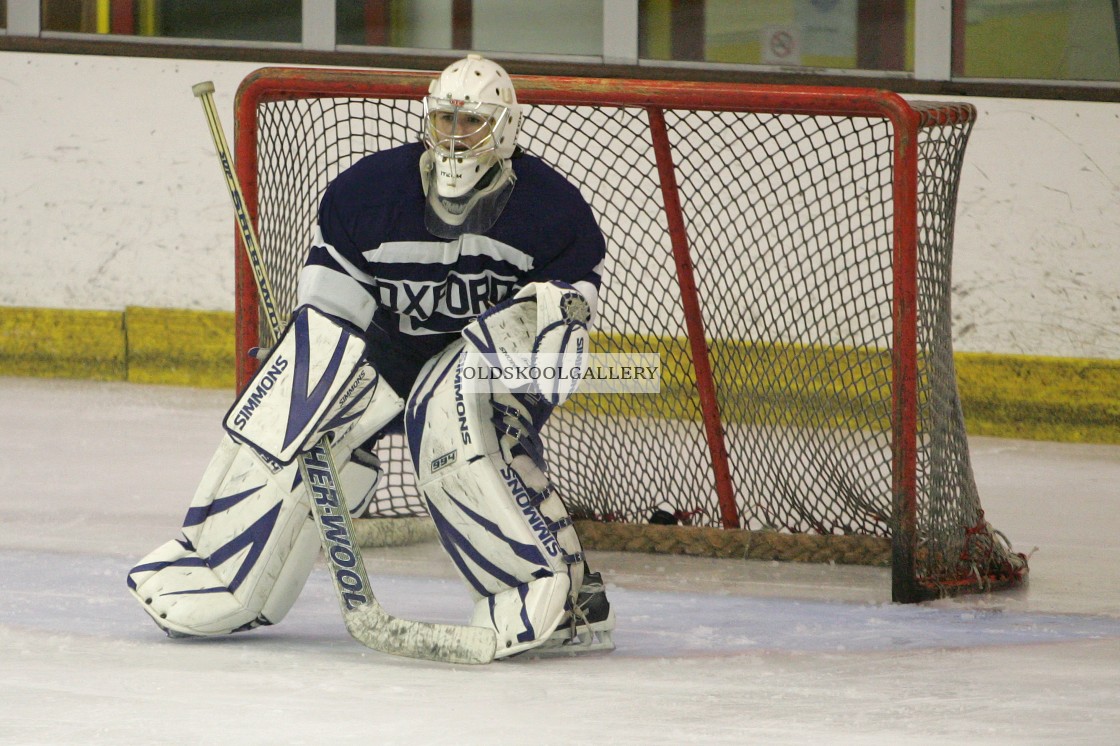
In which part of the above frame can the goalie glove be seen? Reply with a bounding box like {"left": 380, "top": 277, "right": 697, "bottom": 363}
{"left": 461, "top": 280, "right": 591, "bottom": 407}
{"left": 224, "top": 304, "right": 377, "bottom": 465}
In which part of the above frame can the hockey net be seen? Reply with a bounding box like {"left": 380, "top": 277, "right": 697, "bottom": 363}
{"left": 233, "top": 67, "right": 1028, "bottom": 602}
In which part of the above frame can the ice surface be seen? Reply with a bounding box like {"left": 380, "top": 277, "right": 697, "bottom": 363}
{"left": 1, "top": 377, "right": 1118, "bottom": 745}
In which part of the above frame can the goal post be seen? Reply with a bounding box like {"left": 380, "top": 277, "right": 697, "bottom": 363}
{"left": 231, "top": 66, "right": 1028, "bottom": 603}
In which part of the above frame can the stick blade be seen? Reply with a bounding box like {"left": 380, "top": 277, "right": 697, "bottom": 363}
{"left": 344, "top": 603, "right": 497, "bottom": 665}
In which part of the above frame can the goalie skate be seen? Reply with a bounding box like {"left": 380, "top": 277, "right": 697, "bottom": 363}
{"left": 517, "top": 572, "right": 615, "bottom": 658}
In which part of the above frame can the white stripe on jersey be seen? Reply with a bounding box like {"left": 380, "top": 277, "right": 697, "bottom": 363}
{"left": 311, "top": 227, "right": 378, "bottom": 285}
{"left": 297, "top": 264, "right": 377, "bottom": 330}
{"left": 297, "top": 227, "right": 379, "bottom": 329}
{"left": 368, "top": 235, "right": 536, "bottom": 272}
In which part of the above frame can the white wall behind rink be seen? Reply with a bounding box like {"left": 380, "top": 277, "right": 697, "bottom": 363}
{"left": 1, "top": 51, "right": 1117, "bottom": 360}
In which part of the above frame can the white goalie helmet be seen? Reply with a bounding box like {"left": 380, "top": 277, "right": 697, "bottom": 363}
{"left": 420, "top": 54, "right": 522, "bottom": 237}
{"left": 423, "top": 54, "right": 521, "bottom": 196}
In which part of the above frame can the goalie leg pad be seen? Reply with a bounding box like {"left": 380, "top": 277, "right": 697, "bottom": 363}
{"left": 127, "top": 435, "right": 319, "bottom": 636}
{"left": 128, "top": 363, "right": 405, "bottom": 637}
{"left": 471, "top": 574, "right": 572, "bottom": 659}
{"left": 406, "top": 341, "right": 586, "bottom": 656}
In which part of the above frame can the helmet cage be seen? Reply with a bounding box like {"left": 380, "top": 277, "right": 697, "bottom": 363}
{"left": 422, "top": 97, "right": 510, "bottom": 162}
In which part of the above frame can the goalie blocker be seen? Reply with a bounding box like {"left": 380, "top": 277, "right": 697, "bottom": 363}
{"left": 128, "top": 290, "right": 613, "bottom": 656}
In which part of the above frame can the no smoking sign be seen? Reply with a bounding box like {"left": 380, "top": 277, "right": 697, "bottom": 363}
{"left": 761, "top": 25, "right": 802, "bottom": 66}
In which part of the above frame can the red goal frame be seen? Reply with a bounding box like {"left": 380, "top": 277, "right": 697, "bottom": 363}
{"left": 232, "top": 67, "right": 1014, "bottom": 603}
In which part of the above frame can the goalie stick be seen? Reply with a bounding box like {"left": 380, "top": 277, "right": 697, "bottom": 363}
{"left": 191, "top": 80, "right": 497, "bottom": 665}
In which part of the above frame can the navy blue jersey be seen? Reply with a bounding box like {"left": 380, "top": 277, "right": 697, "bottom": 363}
{"left": 297, "top": 141, "right": 606, "bottom": 396}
